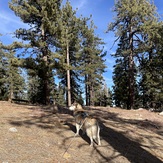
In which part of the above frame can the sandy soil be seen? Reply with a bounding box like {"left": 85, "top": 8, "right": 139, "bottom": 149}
{"left": 0, "top": 101, "right": 163, "bottom": 163}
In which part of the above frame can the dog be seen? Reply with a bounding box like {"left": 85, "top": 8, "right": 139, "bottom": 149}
{"left": 69, "top": 102, "right": 101, "bottom": 146}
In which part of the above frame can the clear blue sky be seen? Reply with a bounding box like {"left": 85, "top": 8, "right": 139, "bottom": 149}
{"left": 0, "top": 0, "right": 163, "bottom": 89}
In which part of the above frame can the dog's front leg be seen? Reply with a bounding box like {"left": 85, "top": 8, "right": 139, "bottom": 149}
{"left": 90, "top": 136, "right": 94, "bottom": 147}
{"left": 82, "top": 128, "right": 86, "bottom": 135}
{"left": 75, "top": 123, "right": 80, "bottom": 136}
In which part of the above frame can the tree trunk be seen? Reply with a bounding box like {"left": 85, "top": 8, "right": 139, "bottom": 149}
{"left": 129, "top": 26, "right": 134, "bottom": 109}
{"left": 66, "top": 32, "right": 71, "bottom": 106}
{"left": 42, "top": 27, "right": 49, "bottom": 105}
{"left": 85, "top": 75, "right": 89, "bottom": 106}
{"left": 8, "top": 64, "right": 14, "bottom": 102}
{"left": 89, "top": 78, "right": 94, "bottom": 106}
{"left": 9, "top": 86, "right": 14, "bottom": 102}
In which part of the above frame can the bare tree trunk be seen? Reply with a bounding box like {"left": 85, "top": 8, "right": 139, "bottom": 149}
{"left": 66, "top": 31, "right": 71, "bottom": 106}
{"left": 85, "top": 75, "right": 89, "bottom": 106}
{"left": 41, "top": 27, "right": 49, "bottom": 105}
{"left": 90, "top": 78, "right": 94, "bottom": 106}
{"left": 8, "top": 65, "right": 14, "bottom": 102}
{"left": 129, "top": 26, "right": 134, "bottom": 109}
{"left": 9, "top": 86, "right": 14, "bottom": 102}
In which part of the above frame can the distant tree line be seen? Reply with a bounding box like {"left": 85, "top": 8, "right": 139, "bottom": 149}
{"left": 0, "top": 0, "right": 111, "bottom": 107}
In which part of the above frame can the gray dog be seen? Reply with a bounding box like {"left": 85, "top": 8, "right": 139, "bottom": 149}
{"left": 69, "top": 102, "right": 101, "bottom": 146}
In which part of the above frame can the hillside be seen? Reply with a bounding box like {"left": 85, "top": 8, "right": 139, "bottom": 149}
{"left": 0, "top": 101, "right": 163, "bottom": 163}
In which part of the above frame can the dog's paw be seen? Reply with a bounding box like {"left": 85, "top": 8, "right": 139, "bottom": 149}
{"left": 75, "top": 133, "right": 79, "bottom": 136}
{"left": 90, "top": 143, "right": 93, "bottom": 147}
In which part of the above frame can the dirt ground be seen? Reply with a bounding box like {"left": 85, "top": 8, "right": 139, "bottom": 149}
{"left": 0, "top": 101, "right": 163, "bottom": 163}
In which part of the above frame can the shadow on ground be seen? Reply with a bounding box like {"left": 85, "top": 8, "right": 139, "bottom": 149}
{"left": 7, "top": 104, "right": 163, "bottom": 163}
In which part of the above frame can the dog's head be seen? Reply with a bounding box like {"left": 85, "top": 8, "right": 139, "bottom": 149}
{"left": 69, "top": 102, "right": 83, "bottom": 111}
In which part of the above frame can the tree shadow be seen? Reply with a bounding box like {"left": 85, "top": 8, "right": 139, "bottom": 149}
{"left": 99, "top": 122, "right": 163, "bottom": 163}
{"left": 7, "top": 104, "right": 163, "bottom": 162}
{"left": 90, "top": 107, "right": 163, "bottom": 136}
{"left": 65, "top": 119, "right": 163, "bottom": 163}
{"left": 8, "top": 105, "right": 73, "bottom": 131}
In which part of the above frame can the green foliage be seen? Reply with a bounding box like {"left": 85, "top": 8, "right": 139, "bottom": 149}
{"left": 53, "top": 82, "right": 66, "bottom": 106}
{"left": 0, "top": 43, "right": 8, "bottom": 100}
{"left": 9, "top": 0, "right": 62, "bottom": 104}
{"left": 138, "top": 26, "right": 163, "bottom": 111}
{"left": 56, "top": 1, "right": 82, "bottom": 105}
{"left": 112, "top": 58, "right": 130, "bottom": 108}
{"left": 0, "top": 42, "right": 26, "bottom": 100}
{"left": 94, "top": 83, "right": 112, "bottom": 107}
{"left": 80, "top": 20, "right": 107, "bottom": 106}
{"left": 0, "top": 0, "right": 161, "bottom": 111}
{"left": 108, "top": 0, "right": 162, "bottom": 109}
{"left": 3, "top": 0, "right": 107, "bottom": 106}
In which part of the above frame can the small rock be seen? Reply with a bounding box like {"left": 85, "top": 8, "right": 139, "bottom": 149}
{"left": 9, "top": 127, "right": 18, "bottom": 132}
{"left": 138, "top": 108, "right": 144, "bottom": 110}
{"left": 63, "top": 152, "right": 71, "bottom": 159}
{"left": 159, "top": 111, "right": 163, "bottom": 115}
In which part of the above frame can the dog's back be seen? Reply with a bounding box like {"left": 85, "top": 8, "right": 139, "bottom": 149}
{"left": 74, "top": 110, "right": 88, "bottom": 125}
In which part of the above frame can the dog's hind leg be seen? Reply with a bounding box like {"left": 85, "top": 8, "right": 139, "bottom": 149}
{"left": 86, "top": 128, "right": 94, "bottom": 146}
{"left": 89, "top": 136, "right": 94, "bottom": 147}
{"left": 92, "top": 125, "right": 101, "bottom": 146}
{"left": 97, "top": 126, "right": 101, "bottom": 145}
{"left": 75, "top": 123, "right": 80, "bottom": 136}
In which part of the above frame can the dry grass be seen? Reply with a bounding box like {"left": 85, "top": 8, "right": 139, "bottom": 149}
{"left": 0, "top": 101, "right": 163, "bottom": 163}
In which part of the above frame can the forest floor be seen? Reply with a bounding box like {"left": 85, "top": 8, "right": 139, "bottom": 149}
{"left": 0, "top": 101, "right": 163, "bottom": 163}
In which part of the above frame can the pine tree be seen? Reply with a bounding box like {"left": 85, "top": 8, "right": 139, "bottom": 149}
{"left": 94, "top": 82, "right": 112, "bottom": 106}
{"left": 53, "top": 82, "right": 66, "bottom": 106}
{"left": 8, "top": 54, "right": 26, "bottom": 100}
{"left": 155, "top": 27, "right": 163, "bottom": 111}
{"left": 80, "top": 20, "right": 107, "bottom": 106}
{"left": 108, "top": 0, "right": 160, "bottom": 109}
{"left": 9, "top": 0, "right": 62, "bottom": 104}
{"left": 0, "top": 42, "right": 8, "bottom": 100}
{"left": 138, "top": 25, "right": 163, "bottom": 110}
{"left": 112, "top": 33, "right": 139, "bottom": 109}
{"left": 56, "top": 1, "right": 82, "bottom": 106}
{"left": 0, "top": 42, "right": 25, "bottom": 101}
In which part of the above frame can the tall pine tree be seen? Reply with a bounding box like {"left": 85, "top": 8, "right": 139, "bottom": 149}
{"left": 9, "top": 0, "right": 62, "bottom": 104}
{"left": 80, "top": 20, "right": 107, "bottom": 106}
{"left": 56, "top": 1, "right": 82, "bottom": 106}
{"left": 108, "top": 0, "right": 161, "bottom": 109}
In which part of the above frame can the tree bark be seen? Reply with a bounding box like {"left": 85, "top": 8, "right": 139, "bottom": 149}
{"left": 85, "top": 75, "right": 89, "bottom": 106}
{"left": 41, "top": 27, "right": 50, "bottom": 105}
{"left": 66, "top": 30, "right": 71, "bottom": 106}
{"left": 129, "top": 26, "right": 134, "bottom": 109}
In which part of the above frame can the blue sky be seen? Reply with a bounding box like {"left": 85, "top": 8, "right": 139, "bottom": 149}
{"left": 0, "top": 0, "right": 163, "bottom": 89}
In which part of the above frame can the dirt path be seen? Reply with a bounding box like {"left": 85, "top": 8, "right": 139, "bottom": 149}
{"left": 0, "top": 101, "right": 163, "bottom": 163}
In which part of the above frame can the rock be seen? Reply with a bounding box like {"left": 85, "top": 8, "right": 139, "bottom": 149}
{"left": 138, "top": 108, "right": 144, "bottom": 110}
{"left": 9, "top": 127, "right": 18, "bottom": 132}
{"left": 63, "top": 152, "right": 71, "bottom": 159}
{"left": 149, "top": 108, "right": 155, "bottom": 112}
